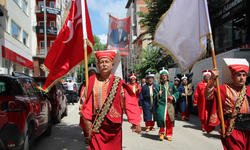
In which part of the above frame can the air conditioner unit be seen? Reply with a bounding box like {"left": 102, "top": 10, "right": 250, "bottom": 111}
{"left": 0, "top": 68, "right": 8, "bottom": 74}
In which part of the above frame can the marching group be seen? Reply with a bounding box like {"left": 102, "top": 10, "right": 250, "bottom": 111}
{"left": 77, "top": 50, "right": 250, "bottom": 150}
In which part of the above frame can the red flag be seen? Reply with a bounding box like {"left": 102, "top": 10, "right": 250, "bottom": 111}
{"left": 41, "top": 0, "right": 93, "bottom": 92}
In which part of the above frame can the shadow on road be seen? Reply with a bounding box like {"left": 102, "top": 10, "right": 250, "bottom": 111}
{"left": 140, "top": 132, "right": 160, "bottom": 141}
{"left": 202, "top": 132, "right": 221, "bottom": 139}
{"left": 34, "top": 122, "right": 89, "bottom": 150}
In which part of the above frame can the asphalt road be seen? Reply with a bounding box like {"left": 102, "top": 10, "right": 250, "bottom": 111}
{"left": 34, "top": 104, "right": 223, "bottom": 150}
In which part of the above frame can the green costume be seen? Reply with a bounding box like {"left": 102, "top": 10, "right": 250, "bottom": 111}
{"left": 153, "top": 81, "right": 179, "bottom": 127}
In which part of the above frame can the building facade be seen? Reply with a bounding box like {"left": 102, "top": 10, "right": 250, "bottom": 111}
{"left": 209, "top": 0, "right": 250, "bottom": 54}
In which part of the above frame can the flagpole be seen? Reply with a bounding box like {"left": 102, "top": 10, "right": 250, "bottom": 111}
{"left": 204, "top": 0, "right": 225, "bottom": 138}
{"left": 82, "top": 0, "right": 89, "bottom": 92}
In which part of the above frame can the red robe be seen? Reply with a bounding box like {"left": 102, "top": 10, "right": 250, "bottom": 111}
{"left": 128, "top": 83, "right": 142, "bottom": 114}
{"left": 193, "top": 81, "right": 207, "bottom": 122}
{"left": 205, "top": 79, "right": 250, "bottom": 150}
{"left": 82, "top": 74, "right": 142, "bottom": 150}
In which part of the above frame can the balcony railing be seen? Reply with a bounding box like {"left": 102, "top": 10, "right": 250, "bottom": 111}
{"left": 37, "top": 47, "right": 50, "bottom": 55}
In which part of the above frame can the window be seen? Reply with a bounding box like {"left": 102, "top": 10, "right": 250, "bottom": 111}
{"left": 0, "top": 16, "right": 8, "bottom": 31}
{"left": 24, "top": 67, "right": 29, "bottom": 74}
{"left": 23, "top": 31, "right": 28, "bottom": 46}
{"left": 50, "top": 2, "right": 55, "bottom": 8}
{"left": 39, "top": 21, "right": 44, "bottom": 26}
{"left": 22, "top": 0, "right": 27, "bottom": 13}
{"left": 11, "top": 21, "right": 20, "bottom": 39}
{"left": 50, "top": 21, "right": 55, "bottom": 27}
{"left": 38, "top": 1, "right": 44, "bottom": 8}
{"left": 40, "top": 41, "right": 45, "bottom": 49}
{"left": 50, "top": 41, "right": 54, "bottom": 46}
{"left": 14, "top": 0, "right": 18, "bottom": 4}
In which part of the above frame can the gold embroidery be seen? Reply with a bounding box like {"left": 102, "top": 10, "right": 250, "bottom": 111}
{"left": 227, "top": 85, "right": 246, "bottom": 136}
{"left": 109, "top": 105, "right": 121, "bottom": 118}
{"left": 209, "top": 113, "right": 218, "bottom": 123}
{"left": 91, "top": 76, "right": 120, "bottom": 133}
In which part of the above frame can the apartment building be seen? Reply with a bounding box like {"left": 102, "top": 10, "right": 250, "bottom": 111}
{"left": 0, "top": 0, "right": 34, "bottom": 76}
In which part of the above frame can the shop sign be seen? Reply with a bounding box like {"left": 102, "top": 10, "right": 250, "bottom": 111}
{"left": 41, "top": 6, "right": 61, "bottom": 15}
{"left": 211, "top": 0, "right": 244, "bottom": 20}
{"left": 36, "top": 26, "right": 58, "bottom": 35}
{"left": 2, "top": 46, "right": 34, "bottom": 70}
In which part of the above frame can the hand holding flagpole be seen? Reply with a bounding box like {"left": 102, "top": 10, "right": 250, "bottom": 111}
{"left": 204, "top": 0, "right": 225, "bottom": 138}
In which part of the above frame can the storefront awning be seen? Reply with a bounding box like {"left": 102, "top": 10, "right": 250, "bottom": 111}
{"left": 2, "top": 46, "right": 34, "bottom": 70}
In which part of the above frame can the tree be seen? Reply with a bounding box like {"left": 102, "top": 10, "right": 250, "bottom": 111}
{"left": 77, "top": 35, "right": 106, "bottom": 82}
{"left": 137, "top": 0, "right": 173, "bottom": 41}
{"left": 131, "top": 46, "right": 175, "bottom": 79}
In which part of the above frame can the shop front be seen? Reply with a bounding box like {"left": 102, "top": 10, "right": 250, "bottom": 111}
{"left": 210, "top": 0, "right": 250, "bottom": 53}
{"left": 1, "top": 46, "right": 33, "bottom": 75}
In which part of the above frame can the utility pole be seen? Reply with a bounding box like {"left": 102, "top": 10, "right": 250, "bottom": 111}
{"left": 44, "top": 0, "right": 47, "bottom": 76}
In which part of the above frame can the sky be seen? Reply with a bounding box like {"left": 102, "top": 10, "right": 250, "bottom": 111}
{"left": 86, "top": 0, "right": 128, "bottom": 44}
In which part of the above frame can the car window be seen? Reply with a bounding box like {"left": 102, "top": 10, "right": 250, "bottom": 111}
{"left": 0, "top": 78, "right": 24, "bottom": 95}
{"left": 31, "top": 80, "right": 43, "bottom": 96}
{"left": 21, "top": 78, "right": 36, "bottom": 96}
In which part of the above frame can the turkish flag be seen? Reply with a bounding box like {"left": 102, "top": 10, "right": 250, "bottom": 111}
{"left": 42, "top": 0, "right": 94, "bottom": 92}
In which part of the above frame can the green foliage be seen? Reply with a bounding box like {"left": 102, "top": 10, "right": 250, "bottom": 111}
{"left": 137, "top": 0, "right": 173, "bottom": 41}
{"left": 131, "top": 46, "right": 175, "bottom": 79}
{"left": 77, "top": 35, "right": 106, "bottom": 82}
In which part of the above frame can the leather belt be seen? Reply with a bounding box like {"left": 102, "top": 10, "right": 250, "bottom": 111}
{"left": 224, "top": 113, "right": 250, "bottom": 130}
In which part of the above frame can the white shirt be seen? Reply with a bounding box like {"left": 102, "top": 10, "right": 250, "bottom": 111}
{"left": 67, "top": 82, "right": 74, "bottom": 91}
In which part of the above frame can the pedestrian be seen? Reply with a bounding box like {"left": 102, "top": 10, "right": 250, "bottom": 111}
{"left": 79, "top": 63, "right": 97, "bottom": 144}
{"left": 178, "top": 75, "right": 193, "bottom": 120}
{"left": 174, "top": 77, "right": 180, "bottom": 117}
{"left": 139, "top": 71, "right": 157, "bottom": 132}
{"left": 81, "top": 50, "right": 142, "bottom": 150}
{"left": 67, "top": 79, "right": 74, "bottom": 105}
{"left": 193, "top": 69, "right": 211, "bottom": 132}
{"left": 153, "top": 67, "right": 179, "bottom": 141}
{"left": 128, "top": 73, "right": 142, "bottom": 114}
{"left": 204, "top": 58, "right": 250, "bottom": 150}
{"left": 141, "top": 78, "right": 146, "bottom": 87}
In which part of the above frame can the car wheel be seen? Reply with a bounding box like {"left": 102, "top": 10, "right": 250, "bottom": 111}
{"left": 23, "top": 124, "right": 34, "bottom": 150}
{"left": 43, "top": 112, "right": 52, "bottom": 136}
{"left": 55, "top": 109, "right": 61, "bottom": 123}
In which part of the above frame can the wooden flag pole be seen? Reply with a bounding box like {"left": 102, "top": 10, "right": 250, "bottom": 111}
{"left": 209, "top": 35, "right": 225, "bottom": 138}
{"left": 84, "top": 40, "right": 89, "bottom": 93}
{"left": 204, "top": 0, "right": 225, "bottom": 138}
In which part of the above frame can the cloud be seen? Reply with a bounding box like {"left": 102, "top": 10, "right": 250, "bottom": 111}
{"left": 87, "top": 0, "right": 128, "bottom": 29}
{"left": 97, "top": 34, "right": 107, "bottom": 44}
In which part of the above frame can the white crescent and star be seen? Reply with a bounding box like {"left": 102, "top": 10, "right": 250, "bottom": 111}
{"left": 63, "top": 0, "right": 83, "bottom": 44}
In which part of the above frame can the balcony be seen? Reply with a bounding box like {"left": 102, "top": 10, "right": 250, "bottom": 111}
{"left": 36, "top": 26, "right": 57, "bottom": 36}
{"left": 35, "top": 5, "right": 61, "bottom": 15}
{"left": 37, "top": 47, "right": 50, "bottom": 55}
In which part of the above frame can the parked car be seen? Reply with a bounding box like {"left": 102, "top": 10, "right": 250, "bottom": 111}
{"left": 33, "top": 77, "right": 68, "bottom": 123}
{"left": 62, "top": 82, "right": 79, "bottom": 103}
{"left": 0, "top": 72, "right": 52, "bottom": 150}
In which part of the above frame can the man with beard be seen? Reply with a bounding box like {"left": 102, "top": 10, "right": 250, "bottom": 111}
{"left": 128, "top": 73, "right": 142, "bottom": 114}
{"left": 205, "top": 58, "right": 250, "bottom": 150}
{"left": 178, "top": 75, "right": 193, "bottom": 121}
{"left": 139, "top": 71, "right": 157, "bottom": 132}
{"left": 193, "top": 69, "right": 211, "bottom": 132}
{"left": 81, "top": 50, "right": 141, "bottom": 150}
{"left": 153, "top": 67, "right": 179, "bottom": 141}
{"left": 79, "top": 63, "right": 97, "bottom": 144}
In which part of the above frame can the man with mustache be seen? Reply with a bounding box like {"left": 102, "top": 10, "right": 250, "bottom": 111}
{"left": 81, "top": 50, "right": 141, "bottom": 150}
{"left": 178, "top": 75, "right": 193, "bottom": 121}
{"left": 128, "top": 73, "right": 142, "bottom": 114}
{"left": 205, "top": 58, "right": 250, "bottom": 150}
{"left": 193, "top": 69, "right": 211, "bottom": 132}
{"left": 153, "top": 67, "right": 179, "bottom": 141}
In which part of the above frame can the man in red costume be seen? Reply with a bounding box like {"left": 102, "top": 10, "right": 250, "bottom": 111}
{"left": 79, "top": 63, "right": 97, "bottom": 144}
{"left": 205, "top": 58, "right": 250, "bottom": 150}
{"left": 128, "top": 73, "right": 142, "bottom": 114}
{"left": 81, "top": 50, "right": 142, "bottom": 150}
{"left": 193, "top": 69, "right": 211, "bottom": 132}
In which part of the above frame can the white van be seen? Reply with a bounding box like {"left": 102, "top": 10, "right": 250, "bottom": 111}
{"left": 189, "top": 48, "right": 250, "bottom": 90}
